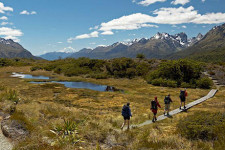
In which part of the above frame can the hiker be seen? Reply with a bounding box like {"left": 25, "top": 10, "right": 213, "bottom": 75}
{"left": 179, "top": 88, "right": 188, "bottom": 109}
{"left": 121, "top": 102, "right": 132, "bottom": 130}
{"left": 151, "top": 97, "right": 161, "bottom": 122}
{"left": 164, "top": 94, "right": 173, "bottom": 116}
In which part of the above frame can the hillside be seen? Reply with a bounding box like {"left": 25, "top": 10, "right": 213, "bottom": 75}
{"left": 0, "top": 38, "right": 37, "bottom": 59}
{"left": 169, "top": 23, "right": 225, "bottom": 62}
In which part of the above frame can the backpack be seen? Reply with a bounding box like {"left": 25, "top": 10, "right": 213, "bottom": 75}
{"left": 122, "top": 105, "right": 129, "bottom": 117}
{"left": 164, "top": 96, "right": 171, "bottom": 104}
{"left": 151, "top": 100, "right": 157, "bottom": 110}
{"left": 180, "top": 90, "right": 185, "bottom": 99}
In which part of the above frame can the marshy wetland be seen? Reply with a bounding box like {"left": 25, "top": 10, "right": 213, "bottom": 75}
{"left": 0, "top": 58, "right": 224, "bottom": 150}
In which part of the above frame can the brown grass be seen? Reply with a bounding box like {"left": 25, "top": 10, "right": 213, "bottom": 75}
{"left": 0, "top": 66, "right": 223, "bottom": 150}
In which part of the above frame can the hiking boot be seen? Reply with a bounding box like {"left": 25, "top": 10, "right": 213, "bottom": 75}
{"left": 167, "top": 112, "right": 169, "bottom": 116}
{"left": 184, "top": 106, "right": 186, "bottom": 109}
{"left": 163, "top": 112, "right": 166, "bottom": 116}
{"left": 179, "top": 106, "right": 181, "bottom": 110}
{"left": 155, "top": 118, "right": 157, "bottom": 121}
{"left": 152, "top": 118, "right": 155, "bottom": 122}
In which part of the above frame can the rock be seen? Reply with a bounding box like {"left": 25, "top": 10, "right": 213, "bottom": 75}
{"left": 1, "top": 117, "right": 29, "bottom": 140}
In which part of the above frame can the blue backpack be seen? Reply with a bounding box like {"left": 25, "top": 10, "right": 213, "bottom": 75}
{"left": 122, "top": 105, "right": 129, "bottom": 117}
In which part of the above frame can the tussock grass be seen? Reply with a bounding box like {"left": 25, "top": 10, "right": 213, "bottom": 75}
{"left": 0, "top": 66, "right": 223, "bottom": 150}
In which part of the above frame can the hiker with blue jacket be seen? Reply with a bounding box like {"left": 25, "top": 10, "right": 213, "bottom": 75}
{"left": 164, "top": 94, "right": 173, "bottom": 116}
{"left": 121, "top": 102, "right": 132, "bottom": 130}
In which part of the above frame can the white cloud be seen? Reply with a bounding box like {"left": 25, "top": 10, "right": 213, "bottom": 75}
{"left": 1, "top": 22, "right": 13, "bottom": 26}
{"left": 99, "top": 13, "right": 159, "bottom": 32}
{"left": 20, "top": 10, "right": 37, "bottom": 15}
{"left": 101, "top": 31, "right": 114, "bottom": 35}
{"left": 30, "top": 11, "right": 37, "bottom": 15}
{"left": 89, "top": 25, "right": 99, "bottom": 30}
{"left": 67, "top": 31, "right": 99, "bottom": 43}
{"left": 98, "top": 6, "right": 225, "bottom": 34}
{"left": 89, "top": 42, "right": 96, "bottom": 45}
{"left": 202, "top": 0, "right": 206, "bottom": 2}
{"left": 57, "top": 42, "right": 63, "bottom": 44}
{"left": 138, "top": 0, "right": 167, "bottom": 6}
{"left": 171, "top": 0, "right": 190, "bottom": 5}
{"left": 58, "top": 46, "right": 76, "bottom": 53}
{"left": 181, "top": 25, "right": 187, "bottom": 28}
{"left": 172, "top": 25, "right": 177, "bottom": 28}
{"left": 0, "top": 16, "right": 8, "bottom": 20}
{"left": 0, "top": 27, "right": 23, "bottom": 42}
{"left": 0, "top": 2, "right": 13, "bottom": 14}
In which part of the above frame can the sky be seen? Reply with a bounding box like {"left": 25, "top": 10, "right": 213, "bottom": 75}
{"left": 0, "top": 0, "right": 225, "bottom": 55}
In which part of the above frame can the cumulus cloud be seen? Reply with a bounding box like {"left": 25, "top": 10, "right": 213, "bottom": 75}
{"left": 99, "top": 13, "right": 159, "bottom": 32}
{"left": 0, "top": 2, "right": 13, "bottom": 14}
{"left": 98, "top": 6, "right": 225, "bottom": 34}
{"left": 101, "top": 31, "right": 114, "bottom": 35}
{"left": 89, "top": 25, "right": 99, "bottom": 30}
{"left": 171, "top": 0, "right": 190, "bottom": 5}
{"left": 0, "top": 16, "right": 8, "bottom": 20}
{"left": 58, "top": 46, "right": 76, "bottom": 53}
{"left": 0, "top": 27, "right": 23, "bottom": 42}
{"left": 138, "top": 0, "right": 167, "bottom": 6}
{"left": 202, "top": 0, "right": 206, "bottom": 2}
{"left": 67, "top": 31, "right": 99, "bottom": 43}
{"left": 1, "top": 22, "right": 13, "bottom": 26}
{"left": 20, "top": 10, "right": 37, "bottom": 15}
{"left": 182, "top": 25, "right": 187, "bottom": 28}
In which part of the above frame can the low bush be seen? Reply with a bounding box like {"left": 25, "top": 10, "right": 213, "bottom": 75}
{"left": 145, "top": 59, "right": 210, "bottom": 88}
{"left": 177, "top": 111, "right": 225, "bottom": 141}
{"left": 196, "top": 77, "right": 213, "bottom": 89}
{"left": 151, "top": 78, "right": 177, "bottom": 88}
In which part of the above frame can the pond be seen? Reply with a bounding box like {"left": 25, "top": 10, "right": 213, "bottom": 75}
{"left": 30, "top": 81, "right": 120, "bottom": 92}
{"left": 11, "top": 73, "right": 121, "bottom": 92}
{"left": 11, "top": 72, "right": 50, "bottom": 80}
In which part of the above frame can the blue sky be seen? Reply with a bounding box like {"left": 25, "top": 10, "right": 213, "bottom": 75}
{"left": 0, "top": 0, "right": 225, "bottom": 55}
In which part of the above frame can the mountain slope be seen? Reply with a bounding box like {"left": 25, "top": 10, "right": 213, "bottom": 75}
{"left": 40, "top": 52, "right": 74, "bottom": 60}
{"left": 69, "top": 32, "right": 202, "bottom": 59}
{"left": 0, "top": 38, "right": 37, "bottom": 59}
{"left": 169, "top": 23, "right": 225, "bottom": 62}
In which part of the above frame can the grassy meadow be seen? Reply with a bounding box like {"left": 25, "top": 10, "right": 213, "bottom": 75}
{"left": 1, "top": 65, "right": 224, "bottom": 150}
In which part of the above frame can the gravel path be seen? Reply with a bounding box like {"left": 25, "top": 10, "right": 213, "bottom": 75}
{"left": 0, "top": 117, "right": 13, "bottom": 150}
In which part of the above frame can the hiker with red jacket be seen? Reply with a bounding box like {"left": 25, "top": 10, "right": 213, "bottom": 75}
{"left": 151, "top": 97, "right": 161, "bottom": 122}
{"left": 180, "top": 88, "right": 188, "bottom": 109}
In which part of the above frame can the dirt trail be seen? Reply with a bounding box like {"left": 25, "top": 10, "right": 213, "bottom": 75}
{"left": 0, "top": 117, "right": 13, "bottom": 150}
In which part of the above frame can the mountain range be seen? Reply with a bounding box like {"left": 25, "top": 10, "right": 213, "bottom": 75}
{"left": 0, "top": 38, "right": 37, "bottom": 59}
{"left": 40, "top": 32, "right": 204, "bottom": 60}
{"left": 169, "top": 23, "right": 225, "bottom": 62}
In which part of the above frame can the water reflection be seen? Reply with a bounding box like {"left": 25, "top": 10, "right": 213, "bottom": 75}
{"left": 11, "top": 72, "right": 50, "bottom": 80}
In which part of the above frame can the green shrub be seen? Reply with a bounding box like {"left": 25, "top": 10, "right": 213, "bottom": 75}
{"left": 196, "top": 77, "right": 213, "bottom": 89}
{"left": 181, "top": 82, "right": 195, "bottom": 88}
{"left": 151, "top": 78, "right": 177, "bottom": 87}
{"left": 136, "top": 53, "right": 145, "bottom": 59}
{"left": 89, "top": 73, "right": 108, "bottom": 79}
{"left": 145, "top": 59, "right": 204, "bottom": 88}
{"left": 177, "top": 111, "right": 225, "bottom": 141}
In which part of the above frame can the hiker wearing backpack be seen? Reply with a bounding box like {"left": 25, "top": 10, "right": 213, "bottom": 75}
{"left": 179, "top": 89, "right": 188, "bottom": 109}
{"left": 151, "top": 97, "right": 161, "bottom": 123}
{"left": 164, "top": 94, "right": 173, "bottom": 116}
{"left": 121, "top": 102, "right": 132, "bottom": 130}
